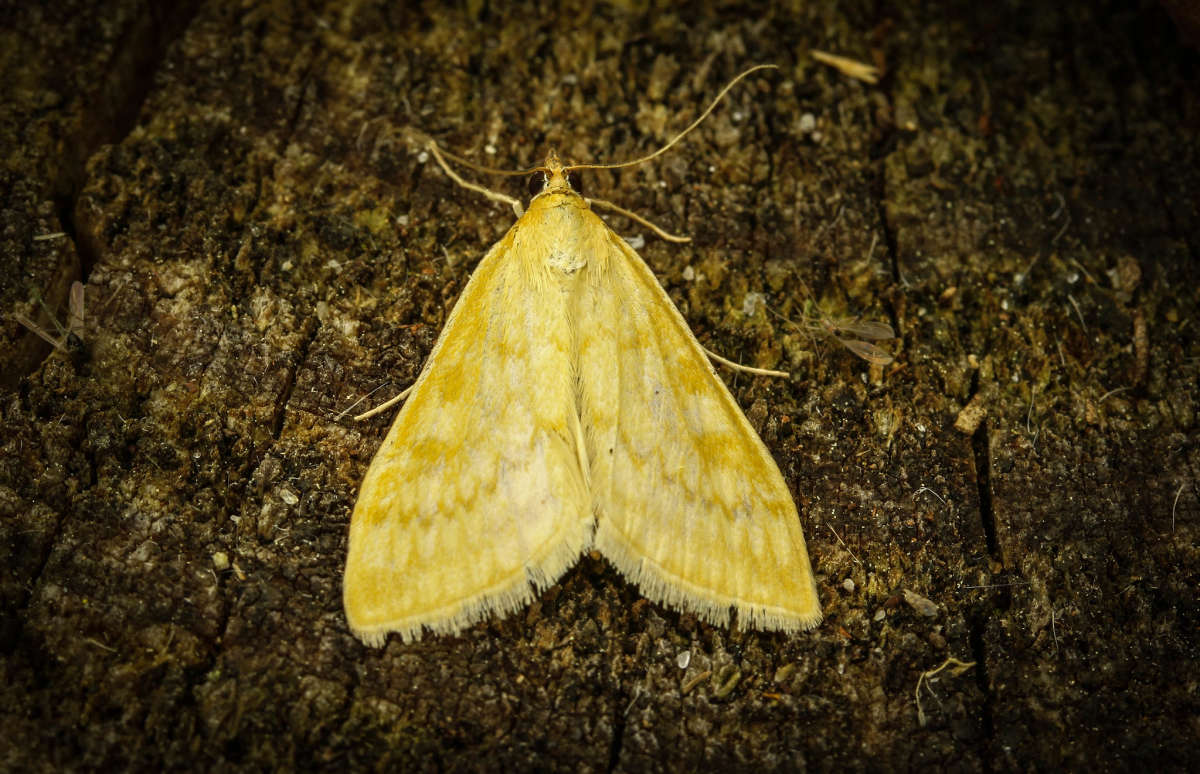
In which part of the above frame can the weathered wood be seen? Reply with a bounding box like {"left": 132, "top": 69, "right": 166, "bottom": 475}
{"left": 1, "top": 1, "right": 1196, "bottom": 770}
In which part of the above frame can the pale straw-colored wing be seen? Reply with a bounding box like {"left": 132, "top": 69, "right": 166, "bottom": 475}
{"left": 577, "top": 229, "right": 821, "bottom": 632}
{"left": 344, "top": 225, "right": 590, "bottom": 646}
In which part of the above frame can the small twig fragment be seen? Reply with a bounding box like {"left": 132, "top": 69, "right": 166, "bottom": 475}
{"left": 811, "top": 49, "right": 880, "bottom": 84}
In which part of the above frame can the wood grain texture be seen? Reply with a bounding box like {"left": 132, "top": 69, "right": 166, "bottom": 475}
{"left": 1, "top": 0, "right": 1196, "bottom": 770}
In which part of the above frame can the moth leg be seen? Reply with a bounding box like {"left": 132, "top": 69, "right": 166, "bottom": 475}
{"left": 587, "top": 197, "right": 690, "bottom": 244}
{"left": 427, "top": 142, "right": 524, "bottom": 217}
{"left": 702, "top": 346, "right": 789, "bottom": 379}
{"left": 351, "top": 383, "right": 416, "bottom": 422}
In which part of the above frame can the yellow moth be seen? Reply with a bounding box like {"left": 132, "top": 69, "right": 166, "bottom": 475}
{"left": 344, "top": 66, "right": 820, "bottom": 646}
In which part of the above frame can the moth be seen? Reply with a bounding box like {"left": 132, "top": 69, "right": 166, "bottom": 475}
{"left": 344, "top": 66, "right": 820, "bottom": 645}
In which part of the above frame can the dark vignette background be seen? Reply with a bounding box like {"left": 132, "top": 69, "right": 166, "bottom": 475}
{"left": 1, "top": 1, "right": 1197, "bottom": 771}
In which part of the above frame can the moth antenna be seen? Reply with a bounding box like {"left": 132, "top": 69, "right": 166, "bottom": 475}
{"left": 568, "top": 63, "right": 778, "bottom": 173}
{"left": 433, "top": 144, "right": 546, "bottom": 177}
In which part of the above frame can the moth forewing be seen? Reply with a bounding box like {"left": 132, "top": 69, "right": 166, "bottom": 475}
{"left": 344, "top": 211, "right": 592, "bottom": 645}
{"left": 583, "top": 234, "right": 822, "bottom": 632}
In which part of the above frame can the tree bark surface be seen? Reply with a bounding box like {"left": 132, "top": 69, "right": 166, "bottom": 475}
{"left": 1, "top": 1, "right": 1196, "bottom": 770}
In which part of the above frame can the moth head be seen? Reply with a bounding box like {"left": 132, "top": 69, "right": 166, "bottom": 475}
{"left": 526, "top": 170, "right": 548, "bottom": 197}
{"left": 529, "top": 168, "right": 584, "bottom": 197}
{"left": 529, "top": 149, "right": 583, "bottom": 199}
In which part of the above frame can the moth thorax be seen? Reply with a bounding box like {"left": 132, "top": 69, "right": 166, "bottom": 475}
{"left": 546, "top": 248, "right": 585, "bottom": 275}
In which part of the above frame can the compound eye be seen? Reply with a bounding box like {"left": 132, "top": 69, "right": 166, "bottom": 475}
{"left": 527, "top": 171, "right": 547, "bottom": 197}
{"left": 567, "top": 170, "right": 584, "bottom": 196}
